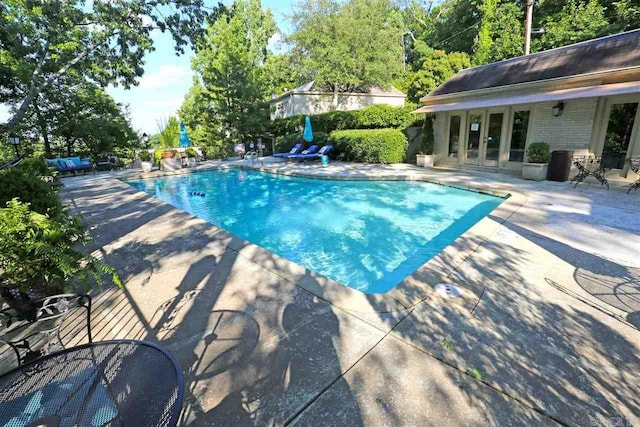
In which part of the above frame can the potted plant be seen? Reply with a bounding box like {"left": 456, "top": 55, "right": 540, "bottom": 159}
{"left": 522, "top": 142, "right": 550, "bottom": 181}
{"left": 185, "top": 148, "right": 198, "bottom": 167}
{"left": 416, "top": 114, "right": 435, "bottom": 168}
{"left": 139, "top": 150, "right": 153, "bottom": 172}
{"left": 0, "top": 200, "right": 121, "bottom": 320}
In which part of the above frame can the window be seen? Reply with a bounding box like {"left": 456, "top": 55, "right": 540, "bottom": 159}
{"left": 448, "top": 115, "right": 461, "bottom": 158}
{"left": 509, "top": 111, "right": 530, "bottom": 162}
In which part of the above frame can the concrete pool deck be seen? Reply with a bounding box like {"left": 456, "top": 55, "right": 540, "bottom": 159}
{"left": 58, "top": 161, "right": 640, "bottom": 426}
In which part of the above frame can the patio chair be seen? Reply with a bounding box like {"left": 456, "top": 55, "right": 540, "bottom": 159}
{"left": 273, "top": 143, "right": 303, "bottom": 159}
{"left": 627, "top": 158, "right": 640, "bottom": 194}
{"left": 288, "top": 145, "right": 319, "bottom": 160}
{"left": 294, "top": 145, "right": 334, "bottom": 162}
{"left": 0, "top": 294, "right": 92, "bottom": 367}
{"left": 570, "top": 156, "right": 609, "bottom": 190}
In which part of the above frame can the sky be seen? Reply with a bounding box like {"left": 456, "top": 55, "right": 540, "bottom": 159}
{"left": 108, "top": 0, "right": 295, "bottom": 134}
{"left": 0, "top": 0, "right": 295, "bottom": 135}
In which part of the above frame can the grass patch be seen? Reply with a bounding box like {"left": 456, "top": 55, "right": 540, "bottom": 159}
{"left": 441, "top": 338, "right": 455, "bottom": 351}
{"left": 466, "top": 366, "right": 484, "bottom": 381}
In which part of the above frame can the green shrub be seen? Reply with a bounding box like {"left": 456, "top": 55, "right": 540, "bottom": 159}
{"left": 139, "top": 151, "right": 152, "bottom": 162}
{"left": 185, "top": 147, "right": 197, "bottom": 158}
{"left": 329, "top": 129, "right": 408, "bottom": 163}
{"left": 270, "top": 104, "right": 420, "bottom": 137}
{"left": 0, "top": 199, "right": 121, "bottom": 295}
{"left": 526, "top": 142, "right": 550, "bottom": 163}
{"left": 17, "top": 158, "right": 57, "bottom": 177}
{"left": 0, "top": 168, "right": 62, "bottom": 217}
{"left": 153, "top": 148, "right": 164, "bottom": 166}
{"left": 419, "top": 114, "right": 435, "bottom": 155}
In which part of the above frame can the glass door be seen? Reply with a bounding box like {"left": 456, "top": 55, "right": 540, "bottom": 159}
{"left": 482, "top": 111, "right": 504, "bottom": 167}
{"left": 465, "top": 111, "right": 484, "bottom": 164}
{"left": 601, "top": 102, "right": 639, "bottom": 170}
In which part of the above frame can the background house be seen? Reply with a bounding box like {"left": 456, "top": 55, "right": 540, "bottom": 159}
{"left": 414, "top": 29, "right": 640, "bottom": 178}
{"left": 270, "top": 81, "right": 406, "bottom": 120}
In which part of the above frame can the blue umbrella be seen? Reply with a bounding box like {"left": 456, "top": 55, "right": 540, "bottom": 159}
{"left": 303, "top": 116, "right": 313, "bottom": 142}
{"left": 179, "top": 122, "right": 192, "bottom": 147}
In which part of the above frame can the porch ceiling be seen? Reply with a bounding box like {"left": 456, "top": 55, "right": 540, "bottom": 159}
{"left": 412, "top": 81, "right": 640, "bottom": 114}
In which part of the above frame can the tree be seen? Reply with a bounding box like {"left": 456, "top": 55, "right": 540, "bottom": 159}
{"left": 264, "top": 53, "right": 305, "bottom": 96}
{"left": 288, "top": 0, "right": 404, "bottom": 99}
{"left": 0, "top": 0, "right": 216, "bottom": 132}
{"left": 407, "top": 46, "right": 470, "bottom": 102}
{"left": 192, "top": 0, "right": 276, "bottom": 144}
{"left": 472, "top": 0, "right": 498, "bottom": 65}
{"left": 534, "top": 0, "right": 609, "bottom": 51}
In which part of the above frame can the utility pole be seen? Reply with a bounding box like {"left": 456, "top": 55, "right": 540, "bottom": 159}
{"left": 524, "top": 0, "right": 534, "bottom": 55}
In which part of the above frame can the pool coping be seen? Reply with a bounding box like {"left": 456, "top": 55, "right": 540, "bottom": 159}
{"left": 118, "top": 164, "right": 526, "bottom": 315}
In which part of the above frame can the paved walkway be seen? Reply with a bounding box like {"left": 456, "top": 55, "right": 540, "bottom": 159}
{"left": 59, "top": 162, "right": 640, "bottom": 426}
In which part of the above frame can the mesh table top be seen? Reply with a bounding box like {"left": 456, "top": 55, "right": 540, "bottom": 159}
{"left": 0, "top": 340, "right": 184, "bottom": 427}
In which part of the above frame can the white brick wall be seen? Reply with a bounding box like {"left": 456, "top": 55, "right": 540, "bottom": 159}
{"left": 528, "top": 98, "right": 598, "bottom": 155}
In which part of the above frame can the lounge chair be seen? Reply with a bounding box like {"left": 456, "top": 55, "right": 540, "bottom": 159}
{"left": 273, "top": 143, "right": 303, "bottom": 158}
{"left": 288, "top": 145, "right": 319, "bottom": 160}
{"left": 294, "top": 145, "right": 333, "bottom": 162}
{"left": 46, "top": 157, "right": 93, "bottom": 174}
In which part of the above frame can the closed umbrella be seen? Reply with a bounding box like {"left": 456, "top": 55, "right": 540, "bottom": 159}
{"left": 303, "top": 116, "right": 313, "bottom": 142}
{"left": 179, "top": 122, "right": 192, "bottom": 147}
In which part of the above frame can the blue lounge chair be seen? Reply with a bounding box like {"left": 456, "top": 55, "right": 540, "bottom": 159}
{"left": 273, "top": 143, "right": 303, "bottom": 158}
{"left": 288, "top": 145, "right": 319, "bottom": 160}
{"left": 294, "top": 145, "right": 333, "bottom": 162}
{"left": 47, "top": 157, "right": 93, "bottom": 174}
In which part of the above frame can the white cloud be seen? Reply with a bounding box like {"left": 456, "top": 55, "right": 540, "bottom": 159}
{"left": 138, "top": 65, "right": 192, "bottom": 89}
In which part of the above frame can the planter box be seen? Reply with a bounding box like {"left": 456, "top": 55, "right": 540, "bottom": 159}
{"left": 522, "top": 162, "right": 548, "bottom": 181}
{"left": 416, "top": 154, "right": 434, "bottom": 168}
{"left": 141, "top": 161, "right": 153, "bottom": 173}
{"left": 161, "top": 158, "right": 182, "bottom": 171}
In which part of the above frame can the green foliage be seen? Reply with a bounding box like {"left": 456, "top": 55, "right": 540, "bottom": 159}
{"left": 329, "top": 129, "right": 408, "bottom": 163}
{"left": 526, "top": 142, "right": 550, "bottom": 163}
{"left": 264, "top": 53, "right": 304, "bottom": 96}
{"left": 185, "top": 147, "right": 197, "bottom": 158}
{"left": 407, "top": 46, "right": 470, "bottom": 103}
{"left": 17, "top": 158, "right": 57, "bottom": 178}
{"left": 271, "top": 104, "right": 419, "bottom": 137}
{"left": 138, "top": 151, "right": 151, "bottom": 162}
{"left": 288, "top": 0, "right": 403, "bottom": 93}
{"left": 192, "top": 0, "right": 276, "bottom": 145}
{"left": 534, "top": 0, "right": 609, "bottom": 51}
{"left": 153, "top": 149, "right": 164, "bottom": 166}
{"left": 441, "top": 338, "right": 455, "bottom": 351}
{"left": 420, "top": 115, "right": 435, "bottom": 155}
{"left": 0, "top": 199, "right": 121, "bottom": 294}
{"left": 1, "top": 0, "right": 216, "bottom": 131}
{"left": 472, "top": 0, "right": 498, "bottom": 65}
{"left": 0, "top": 168, "right": 62, "bottom": 217}
{"left": 466, "top": 366, "right": 484, "bottom": 381}
{"left": 156, "top": 116, "right": 180, "bottom": 149}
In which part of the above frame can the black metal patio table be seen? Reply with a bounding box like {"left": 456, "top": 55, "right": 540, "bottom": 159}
{"left": 0, "top": 340, "right": 184, "bottom": 427}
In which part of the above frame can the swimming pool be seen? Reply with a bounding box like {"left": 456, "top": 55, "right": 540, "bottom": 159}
{"left": 127, "top": 169, "right": 504, "bottom": 294}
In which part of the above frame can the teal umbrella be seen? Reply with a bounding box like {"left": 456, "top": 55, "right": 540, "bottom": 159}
{"left": 303, "top": 116, "right": 313, "bottom": 142}
{"left": 179, "top": 122, "right": 191, "bottom": 147}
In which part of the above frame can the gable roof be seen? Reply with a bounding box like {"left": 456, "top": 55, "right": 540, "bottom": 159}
{"left": 428, "top": 29, "right": 640, "bottom": 98}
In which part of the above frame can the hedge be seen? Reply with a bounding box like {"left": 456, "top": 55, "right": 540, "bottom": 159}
{"left": 329, "top": 129, "right": 408, "bottom": 164}
{"left": 271, "top": 104, "right": 420, "bottom": 137}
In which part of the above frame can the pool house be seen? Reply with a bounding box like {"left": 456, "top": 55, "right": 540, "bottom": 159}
{"left": 414, "top": 29, "right": 640, "bottom": 178}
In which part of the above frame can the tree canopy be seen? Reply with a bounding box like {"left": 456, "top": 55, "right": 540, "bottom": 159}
{"left": 0, "top": 0, "right": 216, "bottom": 132}
{"left": 288, "top": 0, "right": 404, "bottom": 93}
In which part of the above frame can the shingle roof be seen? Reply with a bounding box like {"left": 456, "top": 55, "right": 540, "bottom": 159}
{"left": 429, "top": 29, "right": 640, "bottom": 97}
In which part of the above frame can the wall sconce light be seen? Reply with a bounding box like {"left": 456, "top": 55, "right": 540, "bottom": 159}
{"left": 552, "top": 101, "right": 565, "bottom": 117}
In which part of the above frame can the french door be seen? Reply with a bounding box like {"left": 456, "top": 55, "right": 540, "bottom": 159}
{"left": 463, "top": 109, "right": 505, "bottom": 167}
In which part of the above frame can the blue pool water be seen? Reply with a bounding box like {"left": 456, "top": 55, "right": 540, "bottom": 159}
{"left": 127, "top": 169, "right": 504, "bottom": 293}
